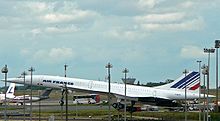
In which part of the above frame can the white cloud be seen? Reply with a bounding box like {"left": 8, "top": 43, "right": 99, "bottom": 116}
{"left": 119, "top": 48, "right": 146, "bottom": 61}
{"left": 49, "top": 48, "right": 74, "bottom": 59}
{"left": 20, "top": 48, "right": 31, "bottom": 56}
{"left": 45, "top": 25, "right": 79, "bottom": 33}
{"left": 25, "top": 2, "right": 50, "bottom": 13}
{"left": 32, "top": 47, "right": 76, "bottom": 64}
{"left": 134, "top": 12, "right": 185, "bottom": 23}
{"left": 180, "top": 45, "right": 205, "bottom": 58}
{"left": 105, "top": 29, "right": 148, "bottom": 41}
{"left": 30, "top": 25, "right": 79, "bottom": 35}
{"left": 137, "top": 0, "right": 157, "bottom": 9}
{"left": 10, "top": 1, "right": 99, "bottom": 33}
{"left": 31, "top": 28, "right": 41, "bottom": 36}
{"left": 132, "top": 1, "right": 209, "bottom": 32}
{"left": 180, "top": 1, "right": 194, "bottom": 9}
{"left": 139, "top": 17, "right": 204, "bottom": 31}
{"left": 80, "top": 47, "right": 145, "bottom": 62}
{"left": 42, "top": 13, "right": 72, "bottom": 23}
{"left": 40, "top": 9, "right": 99, "bottom": 23}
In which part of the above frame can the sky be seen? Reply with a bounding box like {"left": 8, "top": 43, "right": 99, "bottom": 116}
{"left": 0, "top": 0, "right": 219, "bottom": 88}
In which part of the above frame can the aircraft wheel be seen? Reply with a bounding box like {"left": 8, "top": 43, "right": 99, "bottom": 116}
{"left": 112, "top": 103, "right": 118, "bottom": 108}
{"left": 118, "top": 103, "right": 124, "bottom": 109}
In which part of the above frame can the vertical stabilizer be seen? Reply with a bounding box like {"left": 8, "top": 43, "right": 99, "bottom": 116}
{"left": 6, "top": 83, "right": 16, "bottom": 98}
{"left": 154, "top": 71, "right": 200, "bottom": 93}
{"left": 40, "top": 88, "right": 52, "bottom": 99}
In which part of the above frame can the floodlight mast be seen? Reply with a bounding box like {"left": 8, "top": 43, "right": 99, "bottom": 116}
{"left": 197, "top": 60, "right": 202, "bottom": 121}
{"left": 122, "top": 68, "right": 129, "bottom": 121}
{"left": 28, "top": 67, "right": 35, "bottom": 121}
{"left": 21, "top": 71, "right": 27, "bottom": 121}
{"left": 1, "top": 65, "right": 8, "bottom": 121}
{"left": 105, "top": 63, "right": 113, "bottom": 121}
{"left": 215, "top": 40, "right": 220, "bottom": 112}
{"left": 64, "top": 64, "right": 68, "bottom": 121}
{"left": 204, "top": 48, "right": 215, "bottom": 121}
{"left": 202, "top": 64, "right": 208, "bottom": 121}
{"left": 183, "top": 69, "right": 188, "bottom": 121}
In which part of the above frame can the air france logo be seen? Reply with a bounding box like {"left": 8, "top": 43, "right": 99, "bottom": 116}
{"left": 43, "top": 80, "right": 74, "bottom": 85}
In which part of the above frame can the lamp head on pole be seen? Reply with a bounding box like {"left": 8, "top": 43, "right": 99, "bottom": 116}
{"left": 201, "top": 64, "right": 208, "bottom": 75}
{"left": 1, "top": 65, "right": 8, "bottom": 74}
{"left": 197, "top": 60, "right": 202, "bottom": 63}
{"left": 21, "top": 71, "right": 27, "bottom": 77}
{"left": 204, "top": 48, "right": 215, "bottom": 53}
{"left": 215, "top": 40, "right": 220, "bottom": 48}
{"left": 28, "top": 67, "right": 35, "bottom": 72}
{"left": 122, "top": 68, "right": 129, "bottom": 74}
{"left": 183, "top": 69, "right": 188, "bottom": 75}
{"left": 64, "top": 64, "right": 68, "bottom": 69}
{"left": 201, "top": 64, "right": 206, "bottom": 69}
{"left": 105, "top": 62, "right": 113, "bottom": 69}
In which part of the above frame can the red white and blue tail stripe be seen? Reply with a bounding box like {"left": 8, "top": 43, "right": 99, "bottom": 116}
{"left": 155, "top": 71, "right": 200, "bottom": 92}
{"left": 170, "top": 71, "right": 200, "bottom": 90}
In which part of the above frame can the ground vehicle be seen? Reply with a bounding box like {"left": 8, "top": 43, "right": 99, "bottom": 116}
{"left": 73, "top": 94, "right": 100, "bottom": 104}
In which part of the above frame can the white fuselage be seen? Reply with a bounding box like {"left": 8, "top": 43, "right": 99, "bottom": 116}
{"left": 7, "top": 75, "right": 200, "bottom": 101}
{"left": 0, "top": 94, "right": 13, "bottom": 102}
{"left": 10, "top": 95, "right": 40, "bottom": 103}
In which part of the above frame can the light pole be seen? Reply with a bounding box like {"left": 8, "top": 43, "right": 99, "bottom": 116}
{"left": 64, "top": 64, "right": 68, "bottom": 78}
{"left": 105, "top": 62, "right": 113, "bottom": 121}
{"left": 215, "top": 40, "right": 220, "bottom": 112}
{"left": 64, "top": 64, "right": 68, "bottom": 121}
{"left": 183, "top": 69, "right": 188, "bottom": 121}
{"left": 122, "top": 68, "right": 129, "bottom": 121}
{"left": 21, "top": 71, "right": 27, "bottom": 121}
{"left": 197, "top": 60, "right": 202, "bottom": 121}
{"left": 28, "top": 67, "right": 35, "bottom": 121}
{"left": 60, "top": 90, "right": 64, "bottom": 120}
{"left": 204, "top": 48, "right": 215, "bottom": 121}
{"left": 202, "top": 64, "right": 208, "bottom": 121}
{"left": 38, "top": 90, "right": 41, "bottom": 121}
{"left": 1, "top": 65, "right": 8, "bottom": 121}
{"left": 75, "top": 96, "right": 78, "bottom": 117}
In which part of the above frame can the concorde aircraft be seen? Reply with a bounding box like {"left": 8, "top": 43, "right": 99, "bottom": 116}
{"left": 4, "top": 71, "right": 207, "bottom": 107}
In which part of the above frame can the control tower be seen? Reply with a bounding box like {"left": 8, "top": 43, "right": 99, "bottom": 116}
{"left": 121, "top": 78, "right": 136, "bottom": 84}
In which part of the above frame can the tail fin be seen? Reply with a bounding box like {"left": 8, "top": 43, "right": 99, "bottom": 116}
{"left": 40, "top": 88, "right": 52, "bottom": 98}
{"left": 6, "top": 83, "right": 16, "bottom": 98}
{"left": 155, "top": 71, "right": 200, "bottom": 92}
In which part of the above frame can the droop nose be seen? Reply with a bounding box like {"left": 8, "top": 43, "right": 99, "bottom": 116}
{"left": 5, "top": 77, "right": 22, "bottom": 83}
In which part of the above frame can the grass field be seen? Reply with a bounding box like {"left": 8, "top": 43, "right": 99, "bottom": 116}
{"left": 2, "top": 89, "right": 220, "bottom": 120}
{"left": 30, "top": 110, "right": 220, "bottom": 121}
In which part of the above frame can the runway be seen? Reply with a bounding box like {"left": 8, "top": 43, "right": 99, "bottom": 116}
{"left": 0, "top": 99, "right": 109, "bottom": 111}
{"left": 0, "top": 99, "right": 111, "bottom": 121}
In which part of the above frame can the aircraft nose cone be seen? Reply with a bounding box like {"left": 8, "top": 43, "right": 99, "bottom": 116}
{"left": 6, "top": 77, "right": 21, "bottom": 83}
